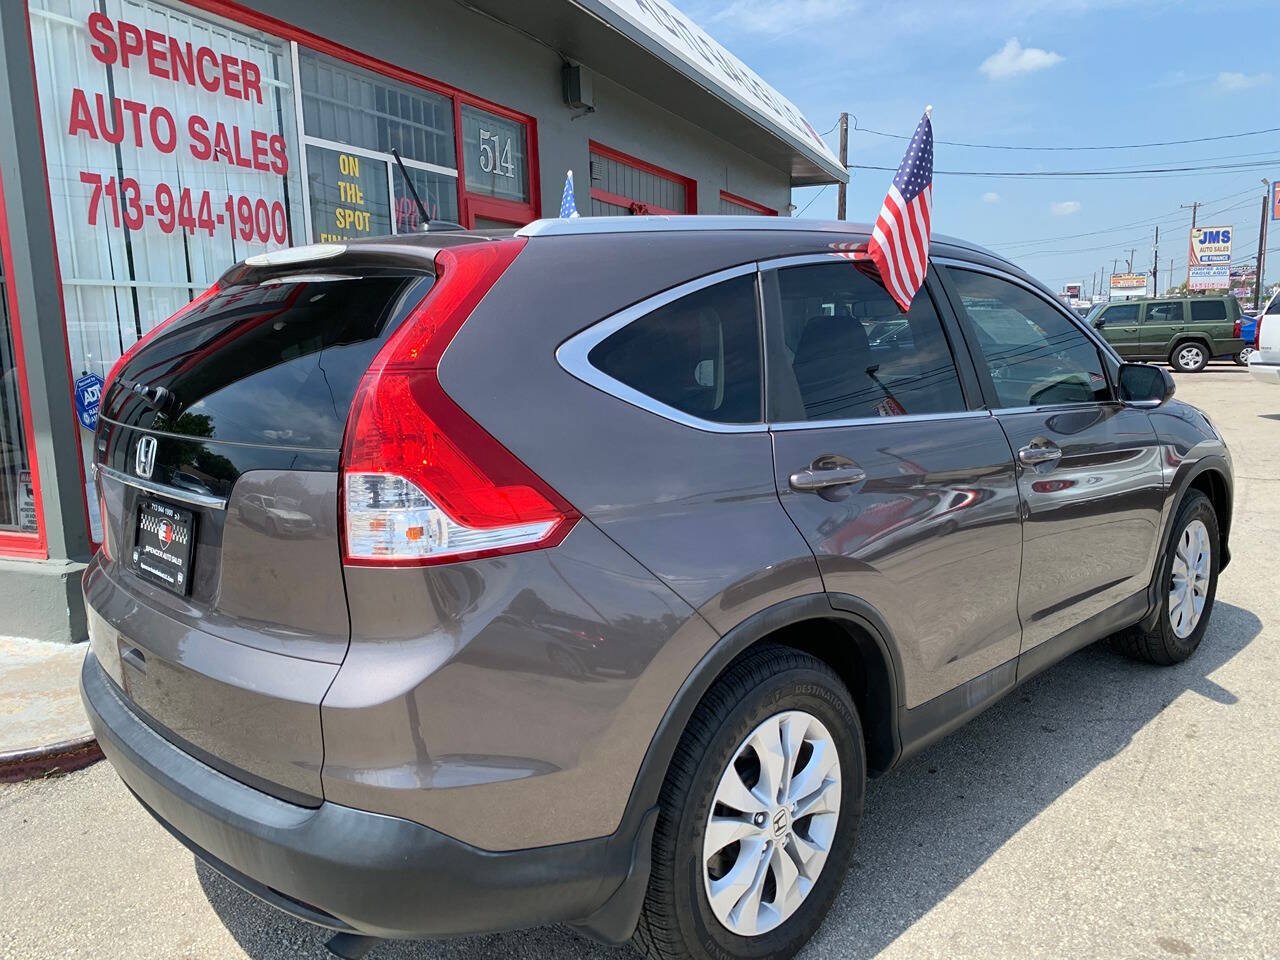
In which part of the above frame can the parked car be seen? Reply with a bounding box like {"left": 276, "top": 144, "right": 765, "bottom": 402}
{"left": 81, "top": 218, "right": 1233, "bottom": 960}
{"left": 1238, "top": 314, "right": 1257, "bottom": 365}
{"left": 237, "top": 492, "right": 316, "bottom": 537}
{"left": 1248, "top": 289, "right": 1280, "bottom": 383}
{"left": 1088, "top": 294, "right": 1247, "bottom": 372}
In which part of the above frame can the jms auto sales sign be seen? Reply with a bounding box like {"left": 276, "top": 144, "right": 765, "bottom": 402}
{"left": 1189, "top": 226, "right": 1232, "bottom": 266}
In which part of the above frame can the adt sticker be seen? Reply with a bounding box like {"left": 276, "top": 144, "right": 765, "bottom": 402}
{"left": 75, "top": 372, "right": 104, "bottom": 431}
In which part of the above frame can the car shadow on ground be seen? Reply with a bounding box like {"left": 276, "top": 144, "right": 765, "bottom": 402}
{"left": 198, "top": 601, "right": 1261, "bottom": 960}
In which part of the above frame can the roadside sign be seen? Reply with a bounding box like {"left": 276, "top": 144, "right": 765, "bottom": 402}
{"left": 1272, "top": 181, "right": 1279, "bottom": 221}
{"left": 1190, "top": 265, "right": 1230, "bottom": 291}
{"left": 1188, "top": 225, "right": 1233, "bottom": 266}
{"left": 1109, "top": 273, "right": 1147, "bottom": 298}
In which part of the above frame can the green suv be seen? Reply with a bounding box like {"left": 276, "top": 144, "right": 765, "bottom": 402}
{"left": 1088, "top": 295, "right": 1247, "bottom": 372}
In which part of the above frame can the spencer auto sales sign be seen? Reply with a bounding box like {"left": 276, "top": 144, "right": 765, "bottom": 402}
{"left": 52, "top": 8, "right": 297, "bottom": 251}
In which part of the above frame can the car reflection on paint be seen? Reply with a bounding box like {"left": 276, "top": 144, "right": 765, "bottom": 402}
{"left": 236, "top": 492, "right": 315, "bottom": 537}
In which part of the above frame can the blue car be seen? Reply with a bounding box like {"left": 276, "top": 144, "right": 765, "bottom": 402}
{"left": 1238, "top": 315, "right": 1258, "bottom": 364}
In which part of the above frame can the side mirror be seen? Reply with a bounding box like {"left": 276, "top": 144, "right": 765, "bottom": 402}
{"left": 1118, "top": 362, "right": 1175, "bottom": 405}
{"left": 1092, "top": 315, "right": 1104, "bottom": 328}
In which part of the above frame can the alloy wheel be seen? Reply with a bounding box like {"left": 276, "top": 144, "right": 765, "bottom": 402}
{"left": 1177, "top": 345, "right": 1205, "bottom": 371}
{"left": 1169, "top": 518, "right": 1211, "bottom": 639}
{"left": 702, "top": 710, "right": 841, "bottom": 937}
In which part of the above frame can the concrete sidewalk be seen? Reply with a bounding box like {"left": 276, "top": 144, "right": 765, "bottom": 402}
{"left": 0, "top": 636, "right": 100, "bottom": 781}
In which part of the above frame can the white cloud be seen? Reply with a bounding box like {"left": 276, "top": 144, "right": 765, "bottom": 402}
{"left": 979, "top": 38, "right": 1064, "bottom": 80}
{"left": 1215, "top": 71, "right": 1271, "bottom": 92}
{"left": 1050, "top": 200, "right": 1082, "bottom": 216}
{"left": 982, "top": 192, "right": 1001, "bottom": 204}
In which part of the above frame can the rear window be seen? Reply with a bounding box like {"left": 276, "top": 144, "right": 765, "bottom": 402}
{"left": 1190, "top": 299, "right": 1228, "bottom": 323}
{"left": 103, "top": 275, "right": 432, "bottom": 448}
{"left": 587, "top": 274, "right": 762, "bottom": 424}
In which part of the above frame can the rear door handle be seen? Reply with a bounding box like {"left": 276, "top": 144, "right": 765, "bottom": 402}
{"left": 789, "top": 456, "right": 867, "bottom": 493}
{"left": 1018, "top": 441, "right": 1063, "bottom": 465}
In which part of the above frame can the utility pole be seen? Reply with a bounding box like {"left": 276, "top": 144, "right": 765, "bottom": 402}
{"left": 836, "top": 112, "right": 849, "bottom": 221}
{"left": 1168, "top": 257, "right": 1174, "bottom": 292}
{"left": 1126, "top": 249, "right": 1136, "bottom": 275}
{"left": 1255, "top": 180, "right": 1270, "bottom": 312}
{"left": 1180, "top": 201, "right": 1201, "bottom": 288}
{"left": 1151, "top": 226, "right": 1159, "bottom": 295}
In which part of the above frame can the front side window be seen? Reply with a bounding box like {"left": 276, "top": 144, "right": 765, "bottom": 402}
{"left": 769, "top": 262, "right": 966, "bottom": 421}
{"left": 1189, "top": 299, "right": 1228, "bottom": 323}
{"left": 949, "top": 269, "right": 1110, "bottom": 408}
{"left": 1103, "top": 303, "right": 1139, "bottom": 324}
{"left": 1145, "top": 301, "right": 1185, "bottom": 325}
{"left": 587, "top": 275, "right": 761, "bottom": 424}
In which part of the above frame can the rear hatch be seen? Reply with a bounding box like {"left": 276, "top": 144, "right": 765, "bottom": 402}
{"left": 87, "top": 254, "right": 435, "bottom": 803}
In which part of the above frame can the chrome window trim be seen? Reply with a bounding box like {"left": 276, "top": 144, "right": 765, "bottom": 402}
{"left": 96, "top": 464, "right": 228, "bottom": 511}
{"left": 555, "top": 263, "right": 766, "bottom": 434}
{"left": 770, "top": 410, "right": 992, "bottom": 431}
{"left": 756, "top": 251, "right": 864, "bottom": 271}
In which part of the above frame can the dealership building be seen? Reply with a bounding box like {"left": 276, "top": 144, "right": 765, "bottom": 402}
{"left": 0, "top": 0, "right": 843, "bottom": 641}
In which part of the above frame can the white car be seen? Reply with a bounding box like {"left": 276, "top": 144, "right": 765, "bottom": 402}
{"left": 1249, "top": 290, "right": 1280, "bottom": 383}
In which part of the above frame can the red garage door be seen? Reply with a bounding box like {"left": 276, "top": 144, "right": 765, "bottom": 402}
{"left": 588, "top": 142, "right": 695, "bottom": 215}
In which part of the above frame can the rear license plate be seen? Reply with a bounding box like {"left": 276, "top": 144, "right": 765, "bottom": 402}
{"left": 133, "top": 499, "right": 196, "bottom": 595}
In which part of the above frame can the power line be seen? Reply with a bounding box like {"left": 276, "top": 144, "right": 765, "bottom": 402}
{"left": 846, "top": 158, "right": 1280, "bottom": 179}
{"left": 850, "top": 120, "right": 1280, "bottom": 152}
{"left": 794, "top": 184, "right": 831, "bottom": 217}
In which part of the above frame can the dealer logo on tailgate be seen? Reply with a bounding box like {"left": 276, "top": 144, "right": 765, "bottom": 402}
{"left": 135, "top": 436, "right": 157, "bottom": 479}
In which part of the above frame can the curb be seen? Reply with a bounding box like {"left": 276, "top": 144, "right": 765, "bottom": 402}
{"left": 0, "top": 736, "right": 103, "bottom": 783}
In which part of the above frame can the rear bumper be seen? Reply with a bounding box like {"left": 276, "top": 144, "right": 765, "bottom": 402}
{"left": 80, "top": 650, "right": 651, "bottom": 940}
{"left": 1248, "top": 359, "right": 1280, "bottom": 383}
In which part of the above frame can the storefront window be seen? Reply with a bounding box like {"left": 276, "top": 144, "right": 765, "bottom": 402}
{"left": 460, "top": 105, "right": 528, "bottom": 204}
{"left": 0, "top": 229, "right": 39, "bottom": 536}
{"left": 298, "top": 49, "right": 459, "bottom": 234}
{"left": 29, "top": 0, "right": 306, "bottom": 539}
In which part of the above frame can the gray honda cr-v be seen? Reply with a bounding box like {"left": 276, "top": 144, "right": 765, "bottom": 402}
{"left": 81, "top": 216, "right": 1232, "bottom": 960}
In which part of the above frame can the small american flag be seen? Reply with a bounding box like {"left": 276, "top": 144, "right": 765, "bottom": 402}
{"left": 559, "top": 170, "right": 580, "bottom": 219}
{"left": 867, "top": 108, "right": 934, "bottom": 312}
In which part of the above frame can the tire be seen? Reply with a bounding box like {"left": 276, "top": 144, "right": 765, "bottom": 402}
{"left": 1236, "top": 347, "right": 1253, "bottom": 366}
{"left": 1112, "top": 490, "right": 1219, "bottom": 665}
{"left": 1169, "top": 341, "right": 1209, "bottom": 373}
{"left": 633, "top": 645, "right": 864, "bottom": 960}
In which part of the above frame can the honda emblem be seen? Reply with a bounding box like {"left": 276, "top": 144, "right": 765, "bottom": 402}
{"left": 135, "top": 436, "right": 157, "bottom": 479}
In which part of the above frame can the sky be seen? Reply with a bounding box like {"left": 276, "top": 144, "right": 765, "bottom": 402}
{"left": 681, "top": 0, "right": 1279, "bottom": 301}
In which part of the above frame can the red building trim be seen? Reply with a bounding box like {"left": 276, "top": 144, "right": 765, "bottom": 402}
{"left": 588, "top": 141, "right": 696, "bottom": 214}
{"left": 182, "top": 0, "right": 542, "bottom": 227}
{"left": 0, "top": 170, "right": 48, "bottom": 559}
{"left": 720, "top": 190, "right": 778, "bottom": 216}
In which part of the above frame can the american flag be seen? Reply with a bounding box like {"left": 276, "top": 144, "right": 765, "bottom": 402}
{"left": 559, "top": 170, "right": 580, "bottom": 219}
{"left": 867, "top": 109, "right": 933, "bottom": 312}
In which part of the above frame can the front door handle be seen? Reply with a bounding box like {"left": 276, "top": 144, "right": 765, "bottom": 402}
{"left": 1018, "top": 440, "right": 1063, "bottom": 465}
{"left": 789, "top": 455, "right": 867, "bottom": 493}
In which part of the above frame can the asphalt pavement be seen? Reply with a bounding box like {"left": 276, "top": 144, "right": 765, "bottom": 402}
{"left": 2, "top": 364, "right": 1277, "bottom": 960}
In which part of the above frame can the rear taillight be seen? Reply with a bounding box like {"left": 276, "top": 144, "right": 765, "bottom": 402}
{"left": 340, "top": 238, "right": 579, "bottom": 566}
{"left": 1255, "top": 316, "right": 1263, "bottom": 350}
{"left": 101, "top": 283, "right": 220, "bottom": 403}
{"left": 1233, "top": 318, "right": 1241, "bottom": 339}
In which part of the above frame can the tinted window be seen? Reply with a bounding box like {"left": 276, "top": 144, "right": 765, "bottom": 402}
{"left": 104, "top": 275, "right": 432, "bottom": 448}
{"left": 1189, "top": 299, "right": 1228, "bottom": 323}
{"left": 588, "top": 275, "right": 762, "bottom": 424}
{"left": 1268, "top": 295, "right": 1280, "bottom": 316}
{"left": 1103, "top": 304, "right": 1139, "bottom": 323}
{"left": 770, "top": 262, "right": 966, "bottom": 421}
{"left": 1145, "top": 301, "right": 1185, "bottom": 325}
{"left": 950, "top": 269, "right": 1109, "bottom": 408}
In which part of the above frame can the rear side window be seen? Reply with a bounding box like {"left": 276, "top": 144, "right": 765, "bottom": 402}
{"left": 104, "top": 275, "right": 432, "bottom": 448}
{"left": 1268, "top": 295, "right": 1280, "bottom": 316}
{"left": 587, "top": 274, "right": 762, "bottom": 424}
{"left": 1189, "top": 299, "right": 1228, "bottom": 322}
{"left": 1145, "top": 301, "right": 1185, "bottom": 325}
{"left": 768, "top": 261, "right": 966, "bottom": 421}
